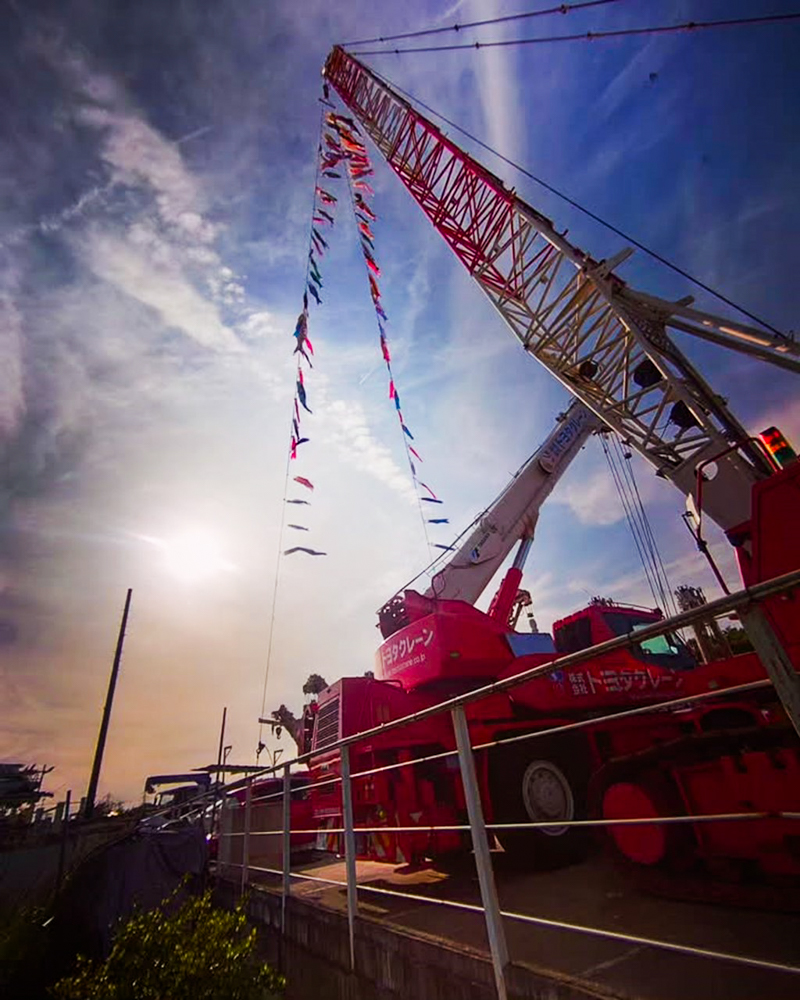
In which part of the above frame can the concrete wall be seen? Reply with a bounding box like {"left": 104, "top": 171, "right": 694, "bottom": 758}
{"left": 217, "top": 880, "right": 608, "bottom": 1000}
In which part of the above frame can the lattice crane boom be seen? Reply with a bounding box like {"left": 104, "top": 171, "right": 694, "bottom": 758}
{"left": 323, "top": 46, "right": 798, "bottom": 534}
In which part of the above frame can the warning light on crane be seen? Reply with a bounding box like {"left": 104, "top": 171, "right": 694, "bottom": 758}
{"left": 759, "top": 426, "right": 798, "bottom": 468}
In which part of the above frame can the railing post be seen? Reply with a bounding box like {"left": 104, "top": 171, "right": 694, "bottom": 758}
{"left": 739, "top": 605, "right": 800, "bottom": 738}
{"left": 341, "top": 745, "right": 358, "bottom": 971}
{"left": 282, "top": 764, "right": 291, "bottom": 932}
{"left": 240, "top": 777, "right": 252, "bottom": 898}
{"left": 452, "top": 705, "right": 509, "bottom": 1000}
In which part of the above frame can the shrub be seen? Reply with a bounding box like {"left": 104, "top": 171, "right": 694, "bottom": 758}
{"left": 0, "top": 906, "right": 51, "bottom": 998}
{"left": 51, "top": 890, "right": 284, "bottom": 1000}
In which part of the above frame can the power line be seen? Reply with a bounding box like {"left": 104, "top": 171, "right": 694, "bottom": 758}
{"left": 369, "top": 66, "right": 785, "bottom": 336}
{"left": 351, "top": 12, "right": 800, "bottom": 55}
{"left": 601, "top": 434, "right": 660, "bottom": 607}
{"left": 601, "top": 434, "right": 675, "bottom": 615}
{"left": 611, "top": 434, "right": 676, "bottom": 616}
{"left": 342, "top": 0, "right": 625, "bottom": 48}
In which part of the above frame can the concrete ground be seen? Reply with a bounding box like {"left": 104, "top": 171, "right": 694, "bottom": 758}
{"left": 257, "top": 852, "right": 800, "bottom": 1000}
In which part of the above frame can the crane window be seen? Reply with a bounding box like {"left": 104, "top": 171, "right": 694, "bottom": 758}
{"left": 602, "top": 613, "right": 695, "bottom": 671}
{"left": 554, "top": 616, "right": 593, "bottom": 654}
{"left": 633, "top": 629, "right": 677, "bottom": 656}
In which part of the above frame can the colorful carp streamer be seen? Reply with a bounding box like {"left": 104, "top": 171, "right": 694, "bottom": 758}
{"left": 281, "top": 107, "right": 352, "bottom": 559}
{"left": 325, "top": 109, "right": 448, "bottom": 550}
{"left": 280, "top": 98, "right": 448, "bottom": 557}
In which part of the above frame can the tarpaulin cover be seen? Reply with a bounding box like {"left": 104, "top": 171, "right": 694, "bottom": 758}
{"left": 50, "top": 825, "right": 207, "bottom": 959}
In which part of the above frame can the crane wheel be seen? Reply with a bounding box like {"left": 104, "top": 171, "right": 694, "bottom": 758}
{"left": 488, "top": 738, "right": 591, "bottom": 869}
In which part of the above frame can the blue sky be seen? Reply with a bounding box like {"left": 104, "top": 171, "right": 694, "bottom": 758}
{"left": 1, "top": 0, "right": 798, "bottom": 803}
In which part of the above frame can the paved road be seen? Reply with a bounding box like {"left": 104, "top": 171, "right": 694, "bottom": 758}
{"left": 272, "top": 852, "right": 800, "bottom": 1000}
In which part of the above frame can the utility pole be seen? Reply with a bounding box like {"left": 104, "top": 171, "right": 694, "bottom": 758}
{"left": 84, "top": 588, "right": 133, "bottom": 819}
{"left": 36, "top": 764, "right": 54, "bottom": 797}
{"left": 209, "top": 706, "right": 227, "bottom": 837}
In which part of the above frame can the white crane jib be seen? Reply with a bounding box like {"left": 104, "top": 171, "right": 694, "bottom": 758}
{"left": 425, "top": 400, "right": 600, "bottom": 607}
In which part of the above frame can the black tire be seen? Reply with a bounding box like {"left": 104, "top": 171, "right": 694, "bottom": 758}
{"left": 488, "top": 737, "right": 592, "bottom": 869}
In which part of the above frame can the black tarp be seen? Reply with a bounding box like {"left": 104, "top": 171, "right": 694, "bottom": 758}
{"left": 51, "top": 824, "right": 207, "bottom": 959}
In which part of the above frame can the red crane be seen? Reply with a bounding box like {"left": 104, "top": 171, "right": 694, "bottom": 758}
{"left": 299, "top": 47, "right": 800, "bottom": 904}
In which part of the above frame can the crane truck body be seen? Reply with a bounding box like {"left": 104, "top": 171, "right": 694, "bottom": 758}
{"left": 305, "top": 443, "right": 800, "bottom": 899}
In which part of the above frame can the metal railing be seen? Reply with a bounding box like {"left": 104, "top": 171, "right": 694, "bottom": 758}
{"left": 205, "top": 568, "right": 800, "bottom": 1000}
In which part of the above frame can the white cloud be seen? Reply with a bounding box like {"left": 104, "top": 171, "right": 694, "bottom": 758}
{"left": 237, "top": 310, "right": 283, "bottom": 342}
{"left": 175, "top": 211, "right": 218, "bottom": 245}
{"left": 321, "top": 398, "right": 417, "bottom": 502}
{"left": 83, "top": 231, "right": 240, "bottom": 352}
{"left": 550, "top": 437, "right": 668, "bottom": 528}
{"left": 79, "top": 106, "right": 205, "bottom": 231}
{"left": 555, "top": 467, "right": 625, "bottom": 527}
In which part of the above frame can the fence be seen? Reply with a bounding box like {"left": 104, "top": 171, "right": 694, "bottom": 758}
{"left": 199, "top": 568, "right": 800, "bottom": 1000}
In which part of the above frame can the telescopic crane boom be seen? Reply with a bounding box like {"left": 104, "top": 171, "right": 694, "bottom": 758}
{"left": 322, "top": 47, "right": 799, "bottom": 535}
{"left": 424, "top": 399, "right": 599, "bottom": 607}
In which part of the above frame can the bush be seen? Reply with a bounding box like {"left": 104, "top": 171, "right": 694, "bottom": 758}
{"left": 0, "top": 906, "right": 51, "bottom": 998}
{"left": 51, "top": 890, "right": 284, "bottom": 1000}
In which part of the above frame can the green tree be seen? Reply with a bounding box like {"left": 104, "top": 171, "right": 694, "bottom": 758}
{"left": 721, "top": 624, "right": 754, "bottom": 655}
{"left": 0, "top": 905, "right": 51, "bottom": 999}
{"left": 302, "top": 673, "right": 328, "bottom": 697}
{"left": 51, "top": 890, "right": 284, "bottom": 1000}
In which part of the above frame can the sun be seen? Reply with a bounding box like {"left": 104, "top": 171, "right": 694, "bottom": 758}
{"left": 157, "top": 529, "right": 234, "bottom": 583}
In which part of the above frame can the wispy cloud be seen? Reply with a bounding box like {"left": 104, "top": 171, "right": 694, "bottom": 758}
{"left": 0, "top": 182, "right": 116, "bottom": 248}
{"left": 60, "top": 47, "right": 248, "bottom": 321}
{"left": 0, "top": 282, "right": 25, "bottom": 439}
{"left": 82, "top": 229, "right": 241, "bottom": 352}
{"left": 463, "top": 0, "right": 524, "bottom": 166}
{"left": 318, "top": 397, "right": 417, "bottom": 502}
{"left": 76, "top": 105, "right": 205, "bottom": 230}
{"left": 755, "top": 395, "right": 800, "bottom": 443}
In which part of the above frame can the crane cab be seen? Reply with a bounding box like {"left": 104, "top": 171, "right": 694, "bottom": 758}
{"left": 553, "top": 600, "right": 695, "bottom": 671}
